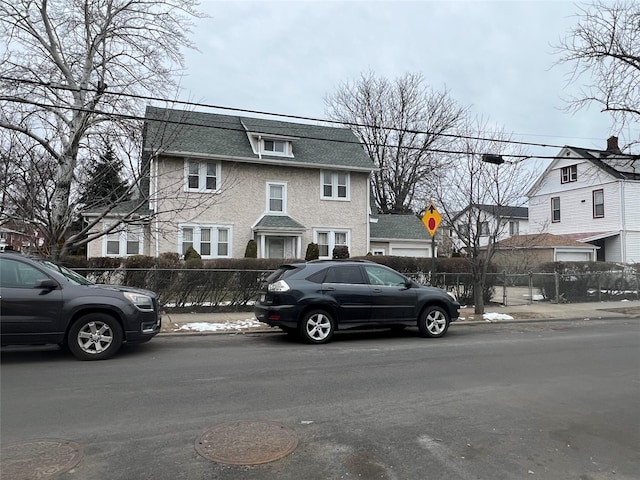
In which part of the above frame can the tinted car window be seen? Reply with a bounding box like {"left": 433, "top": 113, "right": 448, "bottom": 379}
{"left": 0, "top": 258, "right": 48, "bottom": 288}
{"left": 324, "top": 265, "right": 366, "bottom": 284}
{"left": 266, "top": 265, "right": 301, "bottom": 283}
{"left": 364, "top": 265, "right": 406, "bottom": 286}
{"left": 306, "top": 268, "right": 328, "bottom": 284}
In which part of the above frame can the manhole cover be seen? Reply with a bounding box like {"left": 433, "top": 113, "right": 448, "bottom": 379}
{"left": 0, "top": 439, "right": 83, "bottom": 480}
{"left": 195, "top": 420, "right": 298, "bottom": 465}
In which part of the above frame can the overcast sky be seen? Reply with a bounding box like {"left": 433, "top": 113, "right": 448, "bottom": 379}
{"left": 175, "top": 0, "right": 639, "bottom": 164}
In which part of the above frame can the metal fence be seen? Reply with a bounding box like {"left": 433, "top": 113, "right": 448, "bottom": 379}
{"left": 75, "top": 268, "right": 640, "bottom": 310}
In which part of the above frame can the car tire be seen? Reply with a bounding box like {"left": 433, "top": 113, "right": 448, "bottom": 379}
{"left": 299, "top": 309, "right": 335, "bottom": 344}
{"left": 67, "top": 313, "right": 123, "bottom": 361}
{"left": 418, "top": 306, "right": 450, "bottom": 338}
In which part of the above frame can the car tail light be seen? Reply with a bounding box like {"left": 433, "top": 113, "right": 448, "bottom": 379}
{"left": 268, "top": 280, "right": 290, "bottom": 292}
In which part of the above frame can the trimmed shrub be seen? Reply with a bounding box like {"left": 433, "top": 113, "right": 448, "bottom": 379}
{"left": 87, "top": 256, "right": 122, "bottom": 269}
{"left": 244, "top": 239, "right": 258, "bottom": 258}
{"left": 332, "top": 245, "right": 349, "bottom": 259}
{"left": 305, "top": 243, "right": 319, "bottom": 261}
{"left": 157, "top": 252, "right": 181, "bottom": 268}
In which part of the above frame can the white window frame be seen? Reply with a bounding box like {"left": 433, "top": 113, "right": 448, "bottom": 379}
{"left": 266, "top": 181, "right": 287, "bottom": 214}
{"left": 179, "top": 224, "right": 232, "bottom": 258}
{"left": 509, "top": 220, "right": 519, "bottom": 236}
{"left": 184, "top": 159, "right": 221, "bottom": 193}
{"left": 313, "top": 228, "right": 350, "bottom": 259}
{"left": 258, "top": 137, "right": 293, "bottom": 157}
{"left": 103, "top": 222, "right": 143, "bottom": 257}
{"left": 320, "top": 171, "right": 350, "bottom": 201}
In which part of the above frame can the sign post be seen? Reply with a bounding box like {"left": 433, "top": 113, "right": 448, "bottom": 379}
{"left": 421, "top": 203, "right": 442, "bottom": 285}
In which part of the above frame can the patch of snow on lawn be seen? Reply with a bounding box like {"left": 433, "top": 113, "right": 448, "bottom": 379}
{"left": 483, "top": 312, "right": 514, "bottom": 322}
{"left": 177, "top": 319, "right": 265, "bottom": 332}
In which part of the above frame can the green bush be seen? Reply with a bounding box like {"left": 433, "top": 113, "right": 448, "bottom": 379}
{"left": 183, "top": 246, "right": 201, "bottom": 261}
{"left": 244, "top": 239, "right": 258, "bottom": 258}
{"left": 157, "top": 252, "right": 181, "bottom": 268}
{"left": 305, "top": 242, "right": 319, "bottom": 261}
{"left": 87, "top": 257, "right": 122, "bottom": 268}
{"left": 332, "top": 245, "right": 349, "bottom": 259}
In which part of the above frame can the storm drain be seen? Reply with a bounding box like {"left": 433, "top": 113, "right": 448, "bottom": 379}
{"left": 0, "top": 439, "right": 83, "bottom": 480}
{"left": 195, "top": 420, "right": 298, "bottom": 465}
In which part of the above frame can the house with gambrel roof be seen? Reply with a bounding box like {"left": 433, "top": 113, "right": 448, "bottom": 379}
{"left": 85, "top": 106, "right": 379, "bottom": 260}
{"left": 527, "top": 136, "right": 640, "bottom": 263}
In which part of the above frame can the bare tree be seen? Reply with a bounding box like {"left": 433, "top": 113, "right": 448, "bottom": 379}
{"left": 325, "top": 72, "right": 467, "bottom": 214}
{"left": 0, "top": 0, "right": 203, "bottom": 259}
{"left": 554, "top": 0, "right": 640, "bottom": 146}
{"left": 432, "top": 117, "right": 532, "bottom": 314}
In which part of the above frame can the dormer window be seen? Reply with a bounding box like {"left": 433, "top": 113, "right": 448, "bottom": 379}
{"left": 260, "top": 138, "right": 292, "bottom": 156}
{"left": 264, "top": 139, "right": 286, "bottom": 154}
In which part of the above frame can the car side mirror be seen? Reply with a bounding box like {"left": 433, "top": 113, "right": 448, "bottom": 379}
{"left": 35, "top": 278, "right": 58, "bottom": 290}
{"left": 404, "top": 280, "right": 413, "bottom": 289}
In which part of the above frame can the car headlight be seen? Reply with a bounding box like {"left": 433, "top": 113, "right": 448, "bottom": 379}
{"left": 268, "top": 280, "right": 290, "bottom": 292}
{"left": 124, "top": 292, "right": 154, "bottom": 311}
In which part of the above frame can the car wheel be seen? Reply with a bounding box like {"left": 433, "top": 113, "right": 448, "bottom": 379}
{"left": 299, "top": 309, "right": 335, "bottom": 344}
{"left": 418, "top": 306, "right": 450, "bottom": 338}
{"left": 67, "top": 313, "right": 123, "bottom": 361}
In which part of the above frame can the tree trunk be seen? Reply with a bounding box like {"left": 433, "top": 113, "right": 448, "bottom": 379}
{"left": 473, "top": 274, "right": 485, "bottom": 314}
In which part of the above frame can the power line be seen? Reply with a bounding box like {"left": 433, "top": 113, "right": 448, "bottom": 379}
{"left": 0, "top": 75, "right": 626, "bottom": 160}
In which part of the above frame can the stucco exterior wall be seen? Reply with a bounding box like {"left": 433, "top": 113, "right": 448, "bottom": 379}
{"left": 151, "top": 156, "right": 370, "bottom": 258}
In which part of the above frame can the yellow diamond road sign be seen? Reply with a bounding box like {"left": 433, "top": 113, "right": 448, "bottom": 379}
{"left": 422, "top": 202, "right": 441, "bottom": 237}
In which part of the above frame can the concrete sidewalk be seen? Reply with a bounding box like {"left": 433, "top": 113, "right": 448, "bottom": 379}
{"left": 159, "top": 299, "right": 640, "bottom": 335}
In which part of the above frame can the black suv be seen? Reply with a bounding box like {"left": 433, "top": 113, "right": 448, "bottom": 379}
{"left": 0, "top": 252, "right": 161, "bottom": 360}
{"left": 254, "top": 260, "right": 460, "bottom": 344}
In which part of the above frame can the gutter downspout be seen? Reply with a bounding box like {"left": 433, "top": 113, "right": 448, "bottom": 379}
{"left": 620, "top": 179, "right": 626, "bottom": 263}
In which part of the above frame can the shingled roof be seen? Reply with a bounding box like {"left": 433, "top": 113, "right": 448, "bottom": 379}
{"left": 143, "top": 106, "right": 374, "bottom": 171}
{"left": 370, "top": 215, "right": 430, "bottom": 241}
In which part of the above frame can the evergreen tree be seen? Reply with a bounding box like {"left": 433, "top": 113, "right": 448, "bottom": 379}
{"left": 78, "top": 145, "right": 131, "bottom": 208}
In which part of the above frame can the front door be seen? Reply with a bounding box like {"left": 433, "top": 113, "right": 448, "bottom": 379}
{"left": 363, "top": 264, "right": 417, "bottom": 322}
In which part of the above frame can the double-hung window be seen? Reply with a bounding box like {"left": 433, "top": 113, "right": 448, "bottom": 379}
{"left": 321, "top": 171, "right": 349, "bottom": 200}
{"left": 267, "top": 182, "right": 286, "bottom": 213}
{"left": 561, "top": 165, "right": 577, "bottom": 183}
{"left": 185, "top": 160, "right": 219, "bottom": 193}
{"left": 593, "top": 189, "right": 604, "bottom": 218}
{"left": 509, "top": 221, "right": 519, "bottom": 236}
{"left": 180, "top": 225, "right": 231, "bottom": 258}
{"left": 315, "top": 229, "right": 349, "bottom": 258}
{"left": 104, "top": 222, "right": 142, "bottom": 256}
{"left": 551, "top": 197, "right": 561, "bottom": 222}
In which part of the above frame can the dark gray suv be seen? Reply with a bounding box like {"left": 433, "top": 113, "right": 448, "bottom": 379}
{"left": 0, "top": 253, "right": 161, "bottom": 360}
{"left": 254, "top": 260, "right": 460, "bottom": 344}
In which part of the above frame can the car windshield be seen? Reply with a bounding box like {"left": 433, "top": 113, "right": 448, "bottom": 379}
{"left": 39, "top": 260, "right": 94, "bottom": 285}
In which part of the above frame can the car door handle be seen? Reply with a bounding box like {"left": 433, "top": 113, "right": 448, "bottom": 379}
{"left": 325, "top": 287, "right": 336, "bottom": 291}
{"left": 372, "top": 288, "right": 382, "bottom": 293}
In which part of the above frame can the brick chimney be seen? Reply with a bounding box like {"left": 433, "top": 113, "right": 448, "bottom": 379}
{"left": 606, "top": 136, "right": 622, "bottom": 154}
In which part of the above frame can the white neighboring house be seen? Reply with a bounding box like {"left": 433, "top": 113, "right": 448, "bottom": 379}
{"left": 527, "top": 137, "right": 640, "bottom": 263}
{"left": 448, "top": 204, "right": 529, "bottom": 253}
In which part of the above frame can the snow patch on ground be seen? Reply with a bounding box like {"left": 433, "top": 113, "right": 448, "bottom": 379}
{"left": 176, "top": 319, "right": 265, "bottom": 332}
{"left": 483, "top": 312, "right": 514, "bottom": 322}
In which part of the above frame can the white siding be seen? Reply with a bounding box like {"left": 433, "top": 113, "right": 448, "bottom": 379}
{"left": 624, "top": 231, "right": 640, "bottom": 264}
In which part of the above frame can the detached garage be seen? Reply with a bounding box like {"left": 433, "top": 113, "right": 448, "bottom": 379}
{"left": 369, "top": 215, "right": 433, "bottom": 258}
{"left": 489, "top": 233, "right": 598, "bottom": 269}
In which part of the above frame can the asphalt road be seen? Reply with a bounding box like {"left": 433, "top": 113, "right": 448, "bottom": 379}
{"left": 1, "top": 318, "right": 639, "bottom": 480}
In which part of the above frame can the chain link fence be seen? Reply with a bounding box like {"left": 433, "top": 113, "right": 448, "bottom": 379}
{"left": 75, "top": 267, "right": 640, "bottom": 311}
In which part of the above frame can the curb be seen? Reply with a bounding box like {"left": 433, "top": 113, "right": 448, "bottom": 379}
{"left": 157, "top": 314, "right": 639, "bottom": 337}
